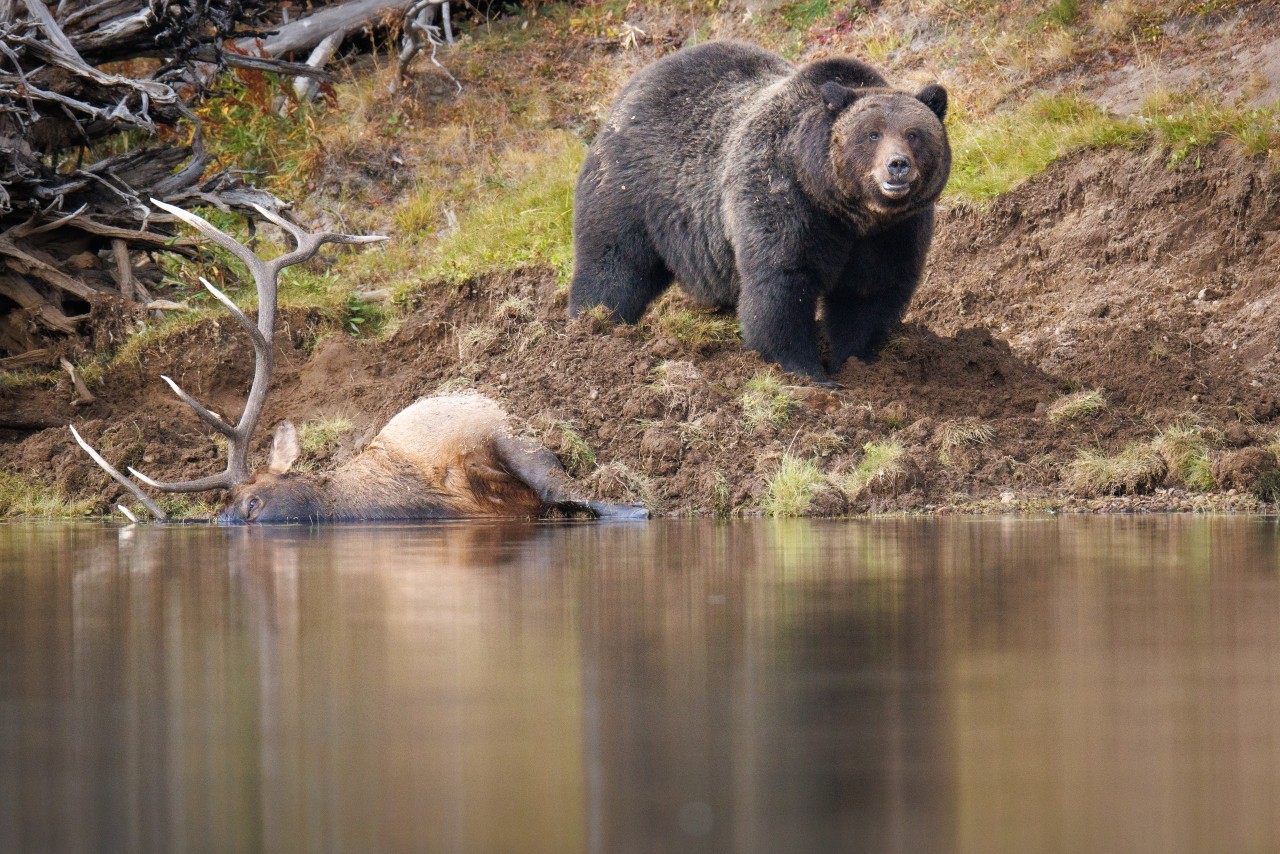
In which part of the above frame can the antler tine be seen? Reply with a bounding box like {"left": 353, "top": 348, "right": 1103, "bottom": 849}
{"left": 199, "top": 276, "right": 265, "bottom": 348}
{"left": 160, "top": 374, "right": 235, "bottom": 437}
{"left": 69, "top": 425, "right": 170, "bottom": 520}
{"left": 149, "top": 198, "right": 265, "bottom": 275}
{"left": 127, "top": 468, "right": 235, "bottom": 493}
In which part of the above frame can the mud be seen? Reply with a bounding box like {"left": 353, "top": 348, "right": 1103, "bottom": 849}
{"left": 3, "top": 143, "right": 1279, "bottom": 517}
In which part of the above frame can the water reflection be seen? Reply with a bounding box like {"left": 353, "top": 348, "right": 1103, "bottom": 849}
{"left": 1, "top": 517, "right": 1278, "bottom": 853}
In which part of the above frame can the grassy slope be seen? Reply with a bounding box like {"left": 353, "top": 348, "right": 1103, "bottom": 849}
{"left": 8, "top": 0, "right": 1279, "bottom": 516}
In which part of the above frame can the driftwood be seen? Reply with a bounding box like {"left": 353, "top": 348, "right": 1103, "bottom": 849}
{"left": 0, "top": 0, "right": 461, "bottom": 371}
{"left": 0, "top": 0, "right": 311, "bottom": 368}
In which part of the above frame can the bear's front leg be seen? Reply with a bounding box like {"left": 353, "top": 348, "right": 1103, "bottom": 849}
{"left": 737, "top": 269, "right": 833, "bottom": 384}
{"left": 823, "top": 212, "right": 932, "bottom": 372}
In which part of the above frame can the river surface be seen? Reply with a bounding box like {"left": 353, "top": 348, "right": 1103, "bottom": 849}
{"left": 2, "top": 516, "right": 1279, "bottom": 854}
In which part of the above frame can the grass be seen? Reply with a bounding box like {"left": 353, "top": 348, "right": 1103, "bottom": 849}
{"left": 1154, "top": 423, "right": 1216, "bottom": 490}
{"left": 400, "top": 136, "right": 583, "bottom": 292}
{"left": 938, "top": 419, "right": 995, "bottom": 465}
{"left": 740, "top": 371, "right": 798, "bottom": 427}
{"left": 947, "top": 95, "right": 1143, "bottom": 204}
{"left": 0, "top": 472, "right": 96, "bottom": 518}
{"left": 1047, "top": 389, "right": 1108, "bottom": 425}
{"left": 653, "top": 307, "right": 740, "bottom": 353}
{"left": 840, "top": 441, "right": 907, "bottom": 499}
{"left": 589, "top": 461, "right": 656, "bottom": 509}
{"left": 297, "top": 415, "right": 356, "bottom": 456}
{"left": 763, "top": 454, "right": 825, "bottom": 517}
{"left": 1137, "top": 94, "right": 1280, "bottom": 163}
{"left": 1066, "top": 443, "right": 1167, "bottom": 496}
{"left": 538, "top": 419, "right": 597, "bottom": 475}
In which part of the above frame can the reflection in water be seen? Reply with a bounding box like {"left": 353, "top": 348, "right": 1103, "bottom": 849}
{"left": 1, "top": 518, "right": 1278, "bottom": 853}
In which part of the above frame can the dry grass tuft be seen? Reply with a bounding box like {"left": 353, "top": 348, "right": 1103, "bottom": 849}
{"left": 763, "top": 454, "right": 826, "bottom": 517}
{"left": 1067, "top": 443, "right": 1167, "bottom": 496}
{"left": 740, "top": 371, "right": 798, "bottom": 427}
{"left": 938, "top": 419, "right": 995, "bottom": 465}
{"left": 840, "top": 441, "right": 908, "bottom": 499}
{"left": 1048, "top": 389, "right": 1108, "bottom": 424}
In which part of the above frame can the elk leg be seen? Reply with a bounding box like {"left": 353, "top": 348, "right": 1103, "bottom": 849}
{"left": 495, "top": 435, "right": 649, "bottom": 520}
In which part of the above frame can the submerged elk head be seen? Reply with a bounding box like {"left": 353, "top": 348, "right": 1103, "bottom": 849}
{"left": 822, "top": 81, "right": 950, "bottom": 213}
{"left": 216, "top": 421, "right": 323, "bottom": 524}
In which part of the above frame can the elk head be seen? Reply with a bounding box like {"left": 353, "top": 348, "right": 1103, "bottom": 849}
{"left": 71, "top": 199, "right": 385, "bottom": 521}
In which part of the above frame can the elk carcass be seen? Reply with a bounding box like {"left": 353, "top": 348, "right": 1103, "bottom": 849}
{"left": 70, "top": 200, "right": 646, "bottom": 523}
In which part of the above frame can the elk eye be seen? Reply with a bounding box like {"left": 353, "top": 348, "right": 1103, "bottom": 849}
{"left": 247, "top": 497, "right": 261, "bottom": 515}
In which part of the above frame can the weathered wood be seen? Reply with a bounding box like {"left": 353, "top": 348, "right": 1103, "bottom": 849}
{"left": 0, "top": 273, "right": 81, "bottom": 332}
{"left": 0, "top": 347, "right": 50, "bottom": 369}
{"left": 251, "top": 0, "right": 419, "bottom": 57}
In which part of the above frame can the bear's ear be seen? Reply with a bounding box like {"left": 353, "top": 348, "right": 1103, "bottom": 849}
{"left": 821, "top": 80, "right": 859, "bottom": 114}
{"left": 916, "top": 83, "right": 948, "bottom": 121}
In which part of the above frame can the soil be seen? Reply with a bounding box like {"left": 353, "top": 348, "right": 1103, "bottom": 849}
{"left": 3, "top": 140, "right": 1278, "bottom": 517}
{"left": 6, "top": 0, "right": 1280, "bottom": 520}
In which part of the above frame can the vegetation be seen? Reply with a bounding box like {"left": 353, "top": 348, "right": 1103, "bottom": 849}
{"left": 653, "top": 306, "right": 740, "bottom": 352}
{"left": 298, "top": 415, "right": 357, "bottom": 457}
{"left": 938, "top": 419, "right": 995, "bottom": 466}
{"left": 740, "top": 371, "right": 798, "bottom": 427}
{"left": 840, "top": 441, "right": 907, "bottom": 499}
{"left": 1154, "top": 423, "right": 1217, "bottom": 490}
{"left": 1048, "top": 389, "right": 1108, "bottom": 425}
{"left": 0, "top": 473, "right": 95, "bottom": 518}
{"left": 763, "top": 454, "right": 825, "bottom": 516}
{"left": 1067, "top": 443, "right": 1167, "bottom": 496}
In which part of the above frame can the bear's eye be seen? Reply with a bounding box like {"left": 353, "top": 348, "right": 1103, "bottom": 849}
{"left": 869, "top": 131, "right": 881, "bottom": 142}
{"left": 906, "top": 131, "right": 919, "bottom": 143}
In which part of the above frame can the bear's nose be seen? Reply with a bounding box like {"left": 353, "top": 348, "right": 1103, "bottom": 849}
{"left": 887, "top": 156, "right": 911, "bottom": 180}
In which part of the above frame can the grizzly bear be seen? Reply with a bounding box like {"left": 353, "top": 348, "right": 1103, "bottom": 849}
{"left": 568, "top": 41, "right": 950, "bottom": 383}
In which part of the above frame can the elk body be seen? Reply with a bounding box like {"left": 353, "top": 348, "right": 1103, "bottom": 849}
{"left": 219, "top": 394, "right": 646, "bottom": 524}
{"left": 70, "top": 200, "right": 647, "bottom": 524}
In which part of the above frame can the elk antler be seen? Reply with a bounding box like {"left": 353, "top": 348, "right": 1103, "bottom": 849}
{"left": 70, "top": 199, "right": 387, "bottom": 519}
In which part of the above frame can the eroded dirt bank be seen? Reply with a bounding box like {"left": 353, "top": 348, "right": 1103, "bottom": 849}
{"left": 2, "top": 143, "right": 1278, "bottom": 517}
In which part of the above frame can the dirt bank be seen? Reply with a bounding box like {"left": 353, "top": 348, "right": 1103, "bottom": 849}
{"left": 3, "top": 141, "right": 1278, "bottom": 517}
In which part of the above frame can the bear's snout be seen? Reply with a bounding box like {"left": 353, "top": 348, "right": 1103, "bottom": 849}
{"left": 886, "top": 156, "right": 911, "bottom": 181}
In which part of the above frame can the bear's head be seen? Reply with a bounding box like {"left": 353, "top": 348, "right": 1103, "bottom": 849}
{"left": 820, "top": 80, "right": 950, "bottom": 219}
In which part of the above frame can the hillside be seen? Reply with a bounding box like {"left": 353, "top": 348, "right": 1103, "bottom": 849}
{"left": 2, "top": 0, "right": 1279, "bottom": 518}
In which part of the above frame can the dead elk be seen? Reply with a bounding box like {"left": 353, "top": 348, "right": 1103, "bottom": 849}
{"left": 68, "top": 199, "right": 647, "bottom": 523}
{"left": 218, "top": 394, "right": 647, "bottom": 524}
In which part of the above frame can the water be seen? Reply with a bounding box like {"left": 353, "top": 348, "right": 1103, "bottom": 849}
{"left": 2, "top": 517, "right": 1279, "bottom": 854}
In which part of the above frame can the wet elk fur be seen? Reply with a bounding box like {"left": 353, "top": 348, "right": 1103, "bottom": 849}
{"left": 218, "top": 394, "right": 646, "bottom": 524}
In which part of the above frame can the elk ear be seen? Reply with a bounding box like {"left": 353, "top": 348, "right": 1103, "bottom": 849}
{"left": 821, "top": 80, "right": 860, "bottom": 114}
{"left": 267, "top": 420, "right": 300, "bottom": 474}
{"left": 916, "top": 83, "right": 947, "bottom": 120}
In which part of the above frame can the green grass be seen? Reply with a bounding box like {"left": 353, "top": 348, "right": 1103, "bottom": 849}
{"left": 1043, "top": 0, "right": 1081, "bottom": 26}
{"left": 947, "top": 95, "right": 1143, "bottom": 204}
{"left": 1047, "top": 389, "right": 1108, "bottom": 425}
{"left": 0, "top": 472, "right": 96, "bottom": 518}
{"left": 297, "top": 415, "right": 356, "bottom": 456}
{"left": 740, "top": 371, "right": 798, "bottom": 427}
{"left": 1154, "top": 424, "right": 1217, "bottom": 490}
{"left": 400, "top": 137, "right": 584, "bottom": 292}
{"left": 1066, "top": 443, "right": 1167, "bottom": 496}
{"left": 780, "top": 0, "right": 833, "bottom": 30}
{"left": 539, "top": 419, "right": 596, "bottom": 475}
{"left": 840, "top": 440, "right": 907, "bottom": 499}
{"left": 1138, "top": 94, "right": 1280, "bottom": 163}
{"left": 653, "top": 308, "right": 740, "bottom": 352}
{"left": 763, "top": 454, "right": 825, "bottom": 517}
